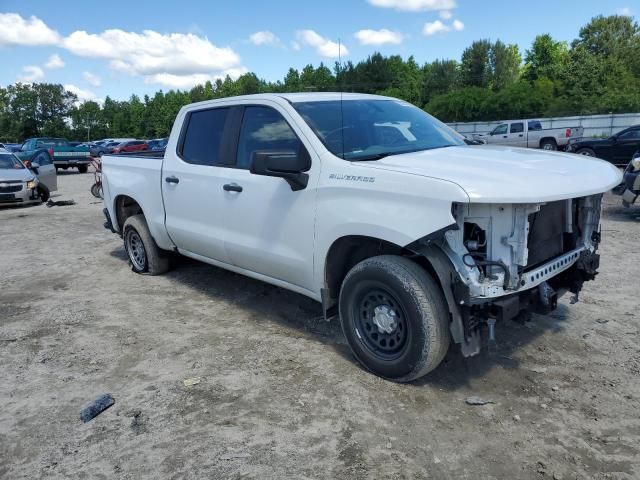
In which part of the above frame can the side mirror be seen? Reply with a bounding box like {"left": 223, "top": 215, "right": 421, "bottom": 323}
{"left": 250, "top": 147, "right": 311, "bottom": 191}
{"left": 31, "top": 162, "right": 40, "bottom": 168}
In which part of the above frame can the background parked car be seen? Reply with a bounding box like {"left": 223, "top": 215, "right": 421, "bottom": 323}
{"left": 90, "top": 141, "right": 122, "bottom": 157}
{"left": 473, "top": 119, "right": 584, "bottom": 150}
{"left": 0, "top": 143, "right": 22, "bottom": 152}
{"left": 616, "top": 150, "right": 640, "bottom": 207}
{"left": 112, "top": 140, "right": 149, "bottom": 154}
{"left": 566, "top": 125, "right": 640, "bottom": 166}
{"left": 16, "top": 137, "right": 91, "bottom": 173}
{"left": 0, "top": 149, "right": 42, "bottom": 206}
{"left": 147, "top": 138, "right": 168, "bottom": 151}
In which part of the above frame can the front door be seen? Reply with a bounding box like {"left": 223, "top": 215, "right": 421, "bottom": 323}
{"left": 487, "top": 123, "right": 508, "bottom": 145}
{"left": 220, "top": 104, "right": 318, "bottom": 291}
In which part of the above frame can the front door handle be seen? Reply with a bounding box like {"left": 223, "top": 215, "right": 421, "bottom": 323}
{"left": 165, "top": 176, "right": 179, "bottom": 184}
{"left": 223, "top": 183, "right": 243, "bottom": 193}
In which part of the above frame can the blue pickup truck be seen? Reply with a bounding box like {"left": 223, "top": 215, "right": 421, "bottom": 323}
{"left": 16, "top": 137, "right": 91, "bottom": 173}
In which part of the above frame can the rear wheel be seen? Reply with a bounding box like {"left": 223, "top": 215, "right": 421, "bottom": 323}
{"left": 122, "top": 214, "right": 169, "bottom": 275}
{"left": 540, "top": 139, "right": 558, "bottom": 151}
{"left": 576, "top": 148, "right": 596, "bottom": 157}
{"left": 78, "top": 165, "right": 88, "bottom": 174}
{"left": 90, "top": 182, "right": 103, "bottom": 199}
{"left": 339, "top": 255, "right": 450, "bottom": 382}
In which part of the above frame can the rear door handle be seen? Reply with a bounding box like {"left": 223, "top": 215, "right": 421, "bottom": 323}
{"left": 165, "top": 176, "right": 179, "bottom": 184}
{"left": 223, "top": 183, "right": 243, "bottom": 193}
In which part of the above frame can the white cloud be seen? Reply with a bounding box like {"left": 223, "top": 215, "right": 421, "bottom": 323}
{"left": 0, "top": 13, "right": 60, "bottom": 46}
{"left": 291, "top": 41, "right": 301, "bottom": 51}
{"left": 83, "top": 71, "right": 101, "bottom": 87}
{"left": 439, "top": 10, "right": 453, "bottom": 19}
{"left": 145, "top": 67, "right": 247, "bottom": 89}
{"left": 422, "top": 19, "right": 464, "bottom": 35}
{"left": 249, "top": 30, "right": 280, "bottom": 46}
{"left": 422, "top": 20, "right": 449, "bottom": 35}
{"left": 64, "top": 84, "right": 97, "bottom": 102}
{"left": 368, "top": 0, "right": 456, "bottom": 11}
{"left": 44, "top": 54, "right": 65, "bottom": 69}
{"left": 296, "top": 30, "right": 348, "bottom": 58}
{"left": 61, "top": 29, "right": 241, "bottom": 75}
{"left": 354, "top": 29, "right": 404, "bottom": 46}
{"left": 616, "top": 7, "right": 633, "bottom": 16}
{"left": 18, "top": 65, "right": 44, "bottom": 83}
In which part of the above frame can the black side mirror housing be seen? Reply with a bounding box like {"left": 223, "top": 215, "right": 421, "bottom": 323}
{"left": 250, "top": 147, "right": 311, "bottom": 191}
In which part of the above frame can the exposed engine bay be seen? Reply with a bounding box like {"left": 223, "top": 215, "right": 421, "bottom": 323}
{"left": 426, "top": 195, "right": 603, "bottom": 356}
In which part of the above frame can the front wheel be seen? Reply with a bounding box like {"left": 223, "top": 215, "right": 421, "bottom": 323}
{"left": 78, "top": 165, "right": 88, "bottom": 174}
{"left": 122, "top": 214, "right": 170, "bottom": 275}
{"left": 339, "top": 255, "right": 450, "bottom": 382}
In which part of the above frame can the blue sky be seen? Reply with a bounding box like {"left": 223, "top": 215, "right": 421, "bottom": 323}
{"left": 0, "top": 0, "right": 635, "bottom": 102}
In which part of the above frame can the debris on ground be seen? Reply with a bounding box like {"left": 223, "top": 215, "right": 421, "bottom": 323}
{"left": 183, "top": 377, "right": 201, "bottom": 387}
{"left": 128, "top": 410, "right": 147, "bottom": 435}
{"left": 46, "top": 199, "right": 76, "bottom": 208}
{"left": 219, "top": 453, "right": 250, "bottom": 460}
{"left": 465, "top": 396, "right": 495, "bottom": 406}
{"left": 80, "top": 393, "right": 115, "bottom": 423}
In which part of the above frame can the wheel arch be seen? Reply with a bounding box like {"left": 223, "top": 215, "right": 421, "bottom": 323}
{"left": 114, "top": 194, "right": 145, "bottom": 232}
{"left": 539, "top": 137, "right": 558, "bottom": 148}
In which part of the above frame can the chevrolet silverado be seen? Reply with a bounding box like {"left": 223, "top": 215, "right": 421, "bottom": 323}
{"left": 101, "top": 93, "right": 621, "bottom": 382}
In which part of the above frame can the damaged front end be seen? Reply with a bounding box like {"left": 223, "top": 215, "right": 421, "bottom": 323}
{"left": 411, "top": 194, "right": 603, "bottom": 357}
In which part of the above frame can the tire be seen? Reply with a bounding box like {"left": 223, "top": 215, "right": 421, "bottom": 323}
{"left": 37, "top": 185, "right": 50, "bottom": 202}
{"left": 122, "top": 214, "right": 170, "bottom": 275}
{"left": 78, "top": 165, "right": 88, "bottom": 174}
{"left": 90, "top": 182, "right": 103, "bottom": 199}
{"left": 339, "top": 255, "right": 450, "bottom": 382}
{"left": 540, "top": 139, "right": 558, "bottom": 151}
{"left": 576, "top": 148, "right": 596, "bottom": 157}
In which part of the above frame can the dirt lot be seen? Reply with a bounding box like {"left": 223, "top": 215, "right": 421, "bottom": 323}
{"left": 1, "top": 172, "right": 639, "bottom": 480}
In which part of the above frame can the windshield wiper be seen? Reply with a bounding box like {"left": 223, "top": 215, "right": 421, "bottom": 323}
{"left": 349, "top": 152, "right": 393, "bottom": 162}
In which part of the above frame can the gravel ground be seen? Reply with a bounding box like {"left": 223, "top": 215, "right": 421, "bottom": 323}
{"left": 1, "top": 171, "right": 639, "bottom": 480}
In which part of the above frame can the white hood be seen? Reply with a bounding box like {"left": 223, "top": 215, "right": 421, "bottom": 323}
{"left": 359, "top": 145, "right": 622, "bottom": 203}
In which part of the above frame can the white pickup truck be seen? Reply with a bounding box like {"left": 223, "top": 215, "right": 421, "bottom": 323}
{"left": 101, "top": 93, "right": 620, "bottom": 382}
{"left": 473, "top": 120, "right": 584, "bottom": 151}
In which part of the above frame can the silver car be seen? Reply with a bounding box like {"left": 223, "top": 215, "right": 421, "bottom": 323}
{"left": 0, "top": 150, "right": 42, "bottom": 206}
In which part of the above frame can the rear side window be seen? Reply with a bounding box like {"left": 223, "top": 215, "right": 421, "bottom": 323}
{"left": 236, "top": 106, "right": 301, "bottom": 169}
{"left": 510, "top": 123, "right": 524, "bottom": 133}
{"left": 180, "top": 108, "right": 229, "bottom": 166}
{"left": 528, "top": 121, "right": 542, "bottom": 131}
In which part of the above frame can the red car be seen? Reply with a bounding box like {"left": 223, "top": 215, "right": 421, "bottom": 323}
{"left": 112, "top": 140, "right": 149, "bottom": 154}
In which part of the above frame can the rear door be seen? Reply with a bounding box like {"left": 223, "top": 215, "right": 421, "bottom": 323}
{"left": 614, "top": 128, "right": 640, "bottom": 164}
{"left": 217, "top": 103, "right": 319, "bottom": 290}
{"left": 162, "top": 105, "right": 240, "bottom": 263}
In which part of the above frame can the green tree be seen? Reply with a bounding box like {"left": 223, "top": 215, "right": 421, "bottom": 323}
{"left": 524, "top": 34, "right": 569, "bottom": 81}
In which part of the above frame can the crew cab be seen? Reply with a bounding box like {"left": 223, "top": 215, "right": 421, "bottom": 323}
{"left": 16, "top": 137, "right": 91, "bottom": 173}
{"left": 101, "top": 93, "right": 621, "bottom": 382}
{"left": 566, "top": 125, "right": 640, "bottom": 166}
{"left": 474, "top": 120, "right": 584, "bottom": 151}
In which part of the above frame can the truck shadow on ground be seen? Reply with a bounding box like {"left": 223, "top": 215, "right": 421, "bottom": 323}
{"left": 110, "top": 247, "right": 573, "bottom": 390}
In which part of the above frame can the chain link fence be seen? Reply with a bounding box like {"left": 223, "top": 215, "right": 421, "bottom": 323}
{"left": 448, "top": 113, "right": 640, "bottom": 138}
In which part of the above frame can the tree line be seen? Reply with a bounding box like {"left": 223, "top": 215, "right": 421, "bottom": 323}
{"left": 0, "top": 15, "right": 639, "bottom": 142}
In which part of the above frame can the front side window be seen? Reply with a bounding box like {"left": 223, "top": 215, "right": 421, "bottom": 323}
{"left": 237, "top": 106, "right": 301, "bottom": 169}
{"left": 493, "top": 124, "right": 508, "bottom": 135}
{"left": 293, "top": 99, "right": 464, "bottom": 161}
{"left": 180, "top": 108, "right": 229, "bottom": 166}
{"left": 0, "top": 153, "right": 25, "bottom": 169}
{"left": 510, "top": 123, "right": 524, "bottom": 133}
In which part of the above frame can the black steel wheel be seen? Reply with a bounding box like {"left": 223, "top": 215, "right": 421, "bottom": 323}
{"left": 339, "top": 255, "right": 450, "bottom": 382}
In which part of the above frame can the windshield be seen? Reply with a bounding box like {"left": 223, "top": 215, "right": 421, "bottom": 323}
{"left": 292, "top": 99, "right": 465, "bottom": 161}
{"left": 0, "top": 153, "right": 25, "bottom": 169}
